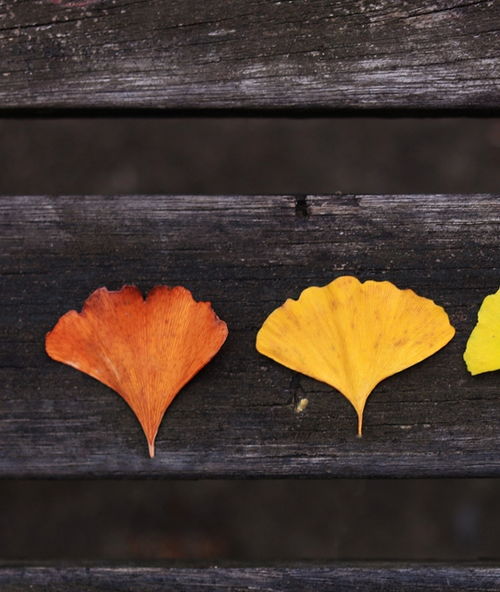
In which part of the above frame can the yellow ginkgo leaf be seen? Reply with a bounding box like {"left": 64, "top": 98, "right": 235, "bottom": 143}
{"left": 256, "top": 276, "right": 455, "bottom": 435}
{"left": 463, "top": 288, "right": 500, "bottom": 375}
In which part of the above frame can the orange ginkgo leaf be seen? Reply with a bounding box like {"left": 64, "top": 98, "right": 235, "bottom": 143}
{"left": 46, "top": 285, "right": 228, "bottom": 457}
{"left": 256, "top": 276, "right": 455, "bottom": 435}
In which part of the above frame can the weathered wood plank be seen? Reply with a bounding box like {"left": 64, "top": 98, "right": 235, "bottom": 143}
{"left": 0, "top": 194, "right": 498, "bottom": 477}
{"left": 0, "top": 563, "right": 499, "bottom": 591}
{"left": 0, "top": 1, "right": 498, "bottom": 112}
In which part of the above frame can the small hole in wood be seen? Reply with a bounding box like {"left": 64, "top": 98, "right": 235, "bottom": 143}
{"left": 295, "top": 195, "right": 310, "bottom": 218}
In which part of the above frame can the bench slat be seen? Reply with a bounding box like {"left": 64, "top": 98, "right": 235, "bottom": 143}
{"left": 0, "top": 194, "right": 498, "bottom": 477}
{"left": 0, "top": 1, "right": 498, "bottom": 112}
{"left": 0, "top": 564, "right": 499, "bottom": 591}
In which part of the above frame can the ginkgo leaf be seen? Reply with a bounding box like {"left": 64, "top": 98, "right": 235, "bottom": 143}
{"left": 46, "top": 285, "right": 228, "bottom": 457}
{"left": 256, "top": 276, "right": 455, "bottom": 435}
{"left": 463, "top": 288, "right": 500, "bottom": 375}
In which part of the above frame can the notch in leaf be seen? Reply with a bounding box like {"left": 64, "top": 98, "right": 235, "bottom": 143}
{"left": 464, "top": 287, "right": 500, "bottom": 375}
{"left": 256, "top": 276, "right": 455, "bottom": 435}
{"left": 46, "top": 286, "right": 228, "bottom": 457}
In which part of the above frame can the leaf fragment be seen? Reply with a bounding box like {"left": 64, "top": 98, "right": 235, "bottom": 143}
{"left": 46, "top": 285, "right": 228, "bottom": 457}
{"left": 464, "top": 287, "right": 500, "bottom": 375}
{"left": 256, "top": 276, "right": 455, "bottom": 435}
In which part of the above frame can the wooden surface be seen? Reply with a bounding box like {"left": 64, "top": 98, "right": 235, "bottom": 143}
{"left": 0, "top": 1, "right": 499, "bottom": 112}
{"left": 0, "top": 563, "right": 499, "bottom": 591}
{"left": 0, "top": 194, "right": 499, "bottom": 477}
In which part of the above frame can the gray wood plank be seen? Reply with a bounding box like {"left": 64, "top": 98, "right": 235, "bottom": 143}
{"left": 0, "top": 563, "right": 499, "bottom": 591}
{"left": 0, "top": 194, "right": 499, "bottom": 477}
{"left": 0, "top": 1, "right": 499, "bottom": 112}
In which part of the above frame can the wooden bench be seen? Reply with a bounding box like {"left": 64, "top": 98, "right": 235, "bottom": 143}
{"left": 1, "top": 0, "right": 499, "bottom": 590}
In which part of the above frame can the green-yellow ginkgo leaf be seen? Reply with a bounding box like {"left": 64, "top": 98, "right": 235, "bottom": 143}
{"left": 464, "top": 288, "right": 500, "bottom": 375}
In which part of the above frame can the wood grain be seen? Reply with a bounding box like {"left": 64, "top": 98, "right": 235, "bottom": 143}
{"left": 0, "top": 563, "right": 499, "bottom": 591}
{"left": 0, "top": 194, "right": 499, "bottom": 477}
{"left": 0, "top": 1, "right": 498, "bottom": 112}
